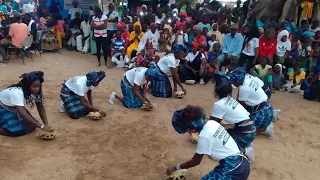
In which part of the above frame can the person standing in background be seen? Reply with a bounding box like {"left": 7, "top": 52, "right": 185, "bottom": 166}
{"left": 22, "top": 0, "right": 34, "bottom": 14}
{"left": 104, "top": 3, "right": 119, "bottom": 61}
{"left": 68, "top": 0, "right": 82, "bottom": 20}
{"left": 76, "top": 14, "right": 90, "bottom": 53}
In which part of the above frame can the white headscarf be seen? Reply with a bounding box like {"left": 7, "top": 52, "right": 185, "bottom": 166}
{"left": 207, "top": 23, "right": 223, "bottom": 45}
{"left": 277, "top": 30, "right": 289, "bottom": 42}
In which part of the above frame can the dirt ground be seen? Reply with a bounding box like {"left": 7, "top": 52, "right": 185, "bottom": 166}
{"left": 0, "top": 51, "right": 319, "bottom": 180}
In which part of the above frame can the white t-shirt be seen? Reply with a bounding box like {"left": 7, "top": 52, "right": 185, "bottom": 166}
{"left": 68, "top": 8, "right": 82, "bottom": 20}
{"left": 92, "top": 15, "right": 108, "bottom": 37}
{"left": 309, "top": 27, "right": 320, "bottom": 36}
{"left": 65, "top": 76, "right": 94, "bottom": 96}
{"left": 103, "top": 10, "right": 119, "bottom": 31}
{"left": 238, "top": 75, "right": 268, "bottom": 106}
{"left": 124, "top": 67, "right": 148, "bottom": 86}
{"left": 22, "top": 3, "right": 34, "bottom": 13}
{"left": 277, "top": 40, "right": 291, "bottom": 57}
{"left": 242, "top": 38, "right": 259, "bottom": 56}
{"left": 208, "top": 40, "right": 218, "bottom": 51}
{"left": 0, "top": 87, "right": 25, "bottom": 106}
{"left": 185, "top": 51, "right": 205, "bottom": 63}
{"left": 211, "top": 97, "right": 250, "bottom": 124}
{"left": 157, "top": 54, "right": 180, "bottom": 74}
{"left": 196, "top": 120, "right": 240, "bottom": 161}
{"left": 170, "top": 33, "right": 188, "bottom": 46}
{"left": 80, "top": 21, "right": 91, "bottom": 37}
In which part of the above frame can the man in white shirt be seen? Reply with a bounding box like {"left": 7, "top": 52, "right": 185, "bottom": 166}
{"left": 104, "top": 3, "right": 119, "bottom": 58}
{"left": 22, "top": 0, "right": 34, "bottom": 14}
{"left": 166, "top": 105, "right": 250, "bottom": 179}
{"left": 76, "top": 14, "right": 90, "bottom": 53}
{"left": 68, "top": 0, "right": 82, "bottom": 20}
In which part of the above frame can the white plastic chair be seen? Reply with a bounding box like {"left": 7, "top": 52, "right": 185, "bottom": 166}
{"left": 23, "top": 35, "right": 34, "bottom": 63}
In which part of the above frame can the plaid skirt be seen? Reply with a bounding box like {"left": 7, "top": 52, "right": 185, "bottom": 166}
{"left": 0, "top": 102, "right": 36, "bottom": 136}
{"left": 227, "top": 119, "right": 256, "bottom": 149}
{"left": 248, "top": 102, "right": 274, "bottom": 129}
{"left": 150, "top": 65, "right": 173, "bottom": 98}
{"left": 121, "top": 76, "right": 144, "bottom": 108}
{"left": 202, "top": 155, "right": 250, "bottom": 180}
{"left": 60, "top": 84, "right": 89, "bottom": 119}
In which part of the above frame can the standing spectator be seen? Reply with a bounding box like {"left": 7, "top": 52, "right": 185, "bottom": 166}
{"left": 217, "top": 24, "right": 244, "bottom": 69}
{"left": 9, "top": 14, "right": 29, "bottom": 48}
{"left": 49, "top": 0, "right": 62, "bottom": 19}
{"left": 91, "top": 7, "right": 108, "bottom": 66}
{"left": 68, "top": 0, "right": 82, "bottom": 21}
{"left": 0, "top": 1, "right": 8, "bottom": 14}
{"left": 70, "top": 12, "right": 82, "bottom": 31}
{"left": 104, "top": 3, "right": 119, "bottom": 59}
{"left": 120, "top": 8, "right": 132, "bottom": 30}
{"left": 76, "top": 14, "right": 90, "bottom": 53}
{"left": 22, "top": 0, "right": 34, "bottom": 14}
{"left": 24, "top": 13, "right": 36, "bottom": 42}
{"left": 258, "top": 28, "right": 277, "bottom": 64}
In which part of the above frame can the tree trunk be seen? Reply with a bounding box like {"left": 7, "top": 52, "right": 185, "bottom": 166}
{"left": 254, "top": 0, "right": 287, "bottom": 20}
{"left": 279, "top": 0, "right": 297, "bottom": 22}
{"left": 312, "top": 4, "right": 320, "bottom": 21}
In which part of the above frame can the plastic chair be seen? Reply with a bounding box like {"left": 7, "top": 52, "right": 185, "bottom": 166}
{"left": 23, "top": 35, "right": 34, "bottom": 62}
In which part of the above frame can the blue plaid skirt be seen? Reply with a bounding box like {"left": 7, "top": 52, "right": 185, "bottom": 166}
{"left": 149, "top": 65, "right": 173, "bottom": 98}
{"left": 60, "top": 84, "right": 89, "bottom": 119}
{"left": 247, "top": 102, "right": 274, "bottom": 129}
{"left": 0, "top": 102, "right": 36, "bottom": 136}
{"left": 121, "top": 76, "right": 144, "bottom": 108}
{"left": 202, "top": 155, "right": 250, "bottom": 180}
{"left": 227, "top": 119, "right": 256, "bottom": 149}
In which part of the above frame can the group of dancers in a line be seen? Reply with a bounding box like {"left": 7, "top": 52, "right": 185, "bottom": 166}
{"left": 0, "top": 45, "right": 275, "bottom": 179}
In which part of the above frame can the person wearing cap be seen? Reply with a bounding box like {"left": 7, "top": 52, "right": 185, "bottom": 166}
{"left": 217, "top": 23, "right": 244, "bottom": 69}
{"left": 138, "top": 23, "right": 160, "bottom": 53}
{"left": 109, "top": 67, "right": 157, "bottom": 109}
{"left": 179, "top": 41, "right": 207, "bottom": 84}
{"left": 190, "top": 25, "right": 207, "bottom": 53}
{"left": 104, "top": 3, "right": 119, "bottom": 59}
{"left": 175, "top": 12, "right": 187, "bottom": 27}
{"left": 149, "top": 44, "right": 187, "bottom": 98}
{"left": 209, "top": 72, "right": 256, "bottom": 162}
{"left": 228, "top": 67, "right": 275, "bottom": 140}
{"left": 166, "top": 105, "right": 250, "bottom": 179}
{"left": 111, "top": 46, "right": 129, "bottom": 68}
{"left": 60, "top": 71, "right": 106, "bottom": 119}
{"left": 68, "top": 0, "right": 82, "bottom": 20}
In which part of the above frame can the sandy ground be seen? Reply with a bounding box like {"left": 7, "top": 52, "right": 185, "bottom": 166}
{"left": 0, "top": 51, "right": 319, "bottom": 180}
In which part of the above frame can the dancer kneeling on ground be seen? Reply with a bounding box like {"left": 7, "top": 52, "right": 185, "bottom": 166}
{"left": 109, "top": 67, "right": 158, "bottom": 108}
{"left": 167, "top": 105, "right": 250, "bottom": 180}
{"left": 209, "top": 72, "right": 256, "bottom": 163}
{"left": 0, "top": 71, "right": 54, "bottom": 136}
{"left": 60, "top": 71, "right": 106, "bottom": 119}
{"left": 149, "top": 44, "right": 187, "bottom": 98}
{"left": 228, "top": 67, "right": 275, "bottom": 140}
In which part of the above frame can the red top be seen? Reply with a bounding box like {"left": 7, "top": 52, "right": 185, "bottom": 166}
{"left": 259, "top": 37, "right": 277, "bottom": 58}
{"left": 193, "top": 35, "right": 207, "bottom": 53}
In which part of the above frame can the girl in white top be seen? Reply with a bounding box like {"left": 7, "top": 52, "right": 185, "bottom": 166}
{"left": 276, "top": 30, "right": 291, "bottom": 59}
{"left": 238, "top": 25, "right": 260, "bottom": 69}
{"left": 167, "top": 105, "right": 250, "bottom": 179}
{"left": 109, "top": 67, "right": 158, "bottom": 109}
{"left": 0, "top": 71, "right": 54, "bottom": 136}
{"left": 60, "top": 71, "right": 106, "bottom": 119}
{"left": 229, "top": 67, "right": 275, "bottom": 140}
{"left": 210, "top": 73, "right": 256, "bottom": 163}
{"left": 149, "top": 44, "right": 187, "bottom": 98}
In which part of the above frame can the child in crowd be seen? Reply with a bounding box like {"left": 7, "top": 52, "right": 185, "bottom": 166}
{"left": 207, "top": 34, "right": 218, "bottom": 51}
{"left": 207, "top": 43, "right": 221, "bottom": 65}
{"left": 111, "top": 47, "right": 129, "bottom": 68}
{"left": 67, "top": 23, "right": 81, "bottom": 50}
{"left": 112, "top": 30, "right": 126, "bottom": 55}
{"left": 126, "top": 50, "right": 138, "bottom": 69}
{"left": 297, "top": 35, "right": 311, "bottom": 72}
{"left": 250, "top": 56, "right": 273, "bottom": 91}
{"left": 287, "top": 62, "right": 306, "bottom": 93}
{"left": 272, "top": 64, "right": 286, "bottom": 90}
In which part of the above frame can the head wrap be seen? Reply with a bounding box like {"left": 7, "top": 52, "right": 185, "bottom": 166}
{"left": 145, "top": 66, "right": 159, "bottom": 79}
{"left": 215, "top": 72, "right": 231, "bottom": 90}
{"left": 277, "top": 30, "right": 289, "bottom": 42}
{"left": 19, "top": 71, "right": 44, "bottom": 83}
{"left": 302, "top": 31, "right": 313, "bottom": 38}
{"left": 179, "top": 12, "right": 187, "bottom": 17}
{"left": 133, "top": 22, "right": 142, "bottom": 31}
{"left": 163, "top": 24, "right": 173, "bottom": 34}
{"left": 193, "top": 25, "right": 201, "bottom": 31}
{"left": 171, "top": 109, "right": 205, "bottom": 134}
{"left": 86, "top": 71, "right": 105, "bottom": 87}
{"left": 172, "top": 44, "right": 186, "bottom": 54}
{"left": 228, "top": 67, "right": 246, "bottom": 84}
{"left": 274, "top": 63, "right": 283, "bottom": 74}
{"left": 117, "top": 22, "right": 126, "bottom": 30}
{"left": 191, "top": 41, "right": 199, "bottom": 48}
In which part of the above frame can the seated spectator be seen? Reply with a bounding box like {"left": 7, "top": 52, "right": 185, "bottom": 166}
{"left": 76, "top": 14, "right": 91, "bottom": 53}
{"left": 67, "top": 23, "right": 81, "bottom": 50}
{"left": 113, "top": 22, "right": 129, "bottom": 47}
{"left": 258, "top": 28, "right": 277, "bottom": 64}
{"left": 301, "top": 58, "right": 320, "bottom": 100}
{"left": 297, "top": 35, "right": 311, "bottom": 72}
{"left": 170, "top": 25, "right": 188, "bottom": 47}
{"left": 126, "top": 50, "right": 138, "bottom": 69}
{"left": 191, "top": 25, "right": 207, "bottom": 53}
{"left": 198, "top": 15, "right": 210, "bottom": 31}
{"left": 207, "top": 34, "right": 218, "bottom": 51}
{"left": 311, "top": 30, "right": 320, "bottom": 47}
{"left": 309, "top": 20, "right": 320, "bottom": 36}
{"left": 207, "top": 23, "right": 223, "bottom": 45}
{"left": 250, "top": 56, "right": 274, "bottom": 92}
{"left": 40, "top": 17, "right": 59, "bottom": 51}
{"left": 272, "top": 64, "right": 286, "bottom": 90}
{"left": 9, "top": 14, "right": 29, "bottom": 48}
{"left": 111, "top": 47, "right": 129, "bottom": 68}
{"left": 138, "top": 23, "right": 159, "bottom": 53}
{"left": 217, "top": 23, "right": 244, "bottom": 69}
{"left": 70, "top": 12, "right": 82, "bottom": 30}
{"left": 175, "top": 12, "right": 187, "bottom": 28}
{"left": 276, "top": 30, "right": 291, "bottom": 64}
{"left": 159, "top": 24, "right": 172, "bottom": 53}
{"left": 112, "top": 30, "right": 126, "bottom": 54}
{"left": 287, "top": 62, "right": 306, "bottom": 93}
{"left": 127, "top": 22, "right": 144, "bottom": 58}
